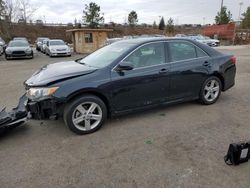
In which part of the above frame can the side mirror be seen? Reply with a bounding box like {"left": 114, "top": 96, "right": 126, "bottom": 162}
{"left": 115, "top": 61, "right": 134, "bottom": 72}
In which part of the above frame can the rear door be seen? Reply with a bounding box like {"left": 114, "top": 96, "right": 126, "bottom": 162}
{"left": 167, "top": 41, "right": 211, "bottom": 100}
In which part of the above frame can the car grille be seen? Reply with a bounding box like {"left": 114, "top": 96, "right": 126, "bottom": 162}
{"left": 57, "top": 49, "right": 67, "bottom": 51}
{"left": 12, "top": 51, "right": 26, "bottom": 56}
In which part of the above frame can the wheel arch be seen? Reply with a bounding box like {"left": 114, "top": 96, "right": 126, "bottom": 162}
{"left": 66, "top": 89, "right": 111, "bottom": 116}
{"left": 211, "top": 72, "right": 225, "bottom": 91}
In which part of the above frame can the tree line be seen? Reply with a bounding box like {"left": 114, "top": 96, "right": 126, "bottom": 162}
{"left": 82, "top": 2, "right": 250, "bottom": 30}
{"left": 1, "top": 0, "right": 250, "bottom": 29}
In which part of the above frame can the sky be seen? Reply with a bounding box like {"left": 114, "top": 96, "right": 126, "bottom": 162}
{"left": 31, "top": 0, "right": 250, "bottom": 25}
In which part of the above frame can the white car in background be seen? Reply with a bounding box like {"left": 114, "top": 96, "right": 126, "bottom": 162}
{"left": 188, "top": 35, "right": 220, "bottom": 47}
{"left": 46, "top": 39, "right": 71, "bottom": 57}
{"left": 204, "top": 36, "right": 220, "bottom": 47}
{"left": 41, "top": 39, "right": 49, "bottom": 53}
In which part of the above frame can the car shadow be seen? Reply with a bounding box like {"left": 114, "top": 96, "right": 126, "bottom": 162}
{"left": 0, "top": 97, "right": 229, "bottom": 138}
{"left": 107, "top": 101, "right": 199, "bottom": 123}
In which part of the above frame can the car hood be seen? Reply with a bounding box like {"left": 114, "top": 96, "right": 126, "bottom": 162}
{"left": 50, "top": 45, "right": 68, "bottom": 50}
{"left": 7, "top": 46, "right": 30, "bottom": 51}
{"left": 25, "top": 61, "right": 97, "bottom": 86}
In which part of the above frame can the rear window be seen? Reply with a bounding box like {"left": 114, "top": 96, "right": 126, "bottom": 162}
{"left": 196, "top": 47, "right": 208, "bottom": 57}
{"left": 169, "top": 41, "right": 208, "bottom": 61}
{"left": 169, "top": 42, "right": 196, "bottom": 61}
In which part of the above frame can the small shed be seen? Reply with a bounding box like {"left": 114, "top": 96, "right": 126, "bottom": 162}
{"left": 66, "top": 28, "right": 113, "bottom": 54}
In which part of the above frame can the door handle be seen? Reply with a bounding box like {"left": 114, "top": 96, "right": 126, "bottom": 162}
{"left": 203, "top": 61, "right": 210, "bottom": 67}
{"left": 159, "top": 68, "right": 169, "bottom": 74}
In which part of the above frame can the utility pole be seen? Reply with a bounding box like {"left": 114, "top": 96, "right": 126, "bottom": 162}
{"left": 239, "top": 2, "right": 243, "bottom": 21}
{"left": 221, "top": 0, "right": 224, "bottom": 11}
{"left": 220, "top": 0, "right": 224, "bottom": 24}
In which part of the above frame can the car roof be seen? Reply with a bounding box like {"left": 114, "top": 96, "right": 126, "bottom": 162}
{"left": 114, "top": 37, "right": 222, "bottom": 57}
{"left": 13, "top": 37, "right": 27, "bottom": 39}
{"left": 49, "top": 39, "right": 64, "bottom": 42}
{"left": 114, "top": 37, "right": 198, "bottom": 46}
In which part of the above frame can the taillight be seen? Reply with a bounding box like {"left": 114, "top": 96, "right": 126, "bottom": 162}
{"left": 230, "top": 56, "right": 236, "bottom": 64}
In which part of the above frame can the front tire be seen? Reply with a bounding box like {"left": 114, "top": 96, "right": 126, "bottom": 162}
{"left": 5, "top": 54, "right": 10, "bottom": 60}
{"left": 199, "top": 76, "right": 222, "bottom": 105}
{"left": 64, "top": 95, "right": 107, "bottom": 135}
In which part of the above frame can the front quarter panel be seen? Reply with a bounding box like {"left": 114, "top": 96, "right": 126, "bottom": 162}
{"left": 51, "top": 68, "right": 112, "bottom": 102}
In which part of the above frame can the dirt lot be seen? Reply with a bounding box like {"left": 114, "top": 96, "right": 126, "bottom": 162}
{"left": 0, "top": 46, "right": 250, "bottom": 188}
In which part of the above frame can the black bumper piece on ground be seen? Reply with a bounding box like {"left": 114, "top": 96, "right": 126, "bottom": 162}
{"left": 0, "top": 95, "right": 28, "bottom": 130}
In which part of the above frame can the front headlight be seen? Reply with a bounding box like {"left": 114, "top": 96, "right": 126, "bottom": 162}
{"left": 50, "top": 48, "right": 56, "bottom": 52}
{"left": 5, "top": 48, "right": 11, "bottom": 54}
{"left": 25, "top": 48, "right": 32, "bottom": 52}
{"left": 26, "top": 87, "right": 59, "bottom": 100}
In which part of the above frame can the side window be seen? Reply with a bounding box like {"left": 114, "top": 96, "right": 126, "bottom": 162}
{"left": 124, "top": 43, "right": 165, "bottom": 68}
{"left": 196, "top": 47, "right": 208, "bottom": 57}
{"left": 85, "top": 33, "right": 93, "bottom": 43}
{"left": 169, "top": 42, "right": 196, "bottom": 61}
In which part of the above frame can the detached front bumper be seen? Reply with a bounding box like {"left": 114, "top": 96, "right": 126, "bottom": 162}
{"left": 0, "top": 95, "right": 28, "bottom": 129}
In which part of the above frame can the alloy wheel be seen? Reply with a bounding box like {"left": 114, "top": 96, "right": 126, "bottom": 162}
{"left": 72, "top": 102, "right": 103, "bottom": 131}
{"left": 203, "top": 79, "right": 220, "bottom": 102}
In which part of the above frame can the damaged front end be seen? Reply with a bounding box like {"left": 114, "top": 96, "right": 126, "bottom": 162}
{"left": 0, "top": 95, "right": 28, "bottom": 130}
{"left": 26, "top": 99, "right": 61, "bottom": 120}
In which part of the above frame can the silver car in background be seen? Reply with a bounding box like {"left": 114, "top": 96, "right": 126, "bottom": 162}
{"left": 45, "top": 39, "right": 71, "bottom": 57}
{"left": 5, "top": 40, "right": 33, "bottom": 60}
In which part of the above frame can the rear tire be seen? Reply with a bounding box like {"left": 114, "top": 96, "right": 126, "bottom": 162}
{"left": 199, "top": 76, "right": 222, "bottom": 105}
{"left": 64, "top": 95, "right": 107, "bottom": 135}
{"left": 30, "top": 52, "right": 34, "bottom": 59}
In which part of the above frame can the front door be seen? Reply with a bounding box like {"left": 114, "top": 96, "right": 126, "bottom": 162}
{"left": 110, "top": 42, "right": 171, "bottom": 112}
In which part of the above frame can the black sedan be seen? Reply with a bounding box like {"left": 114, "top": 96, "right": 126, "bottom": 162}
{"left": 5, "top": 40, "right": 33, "bottom": 60}
{"left": 25, "top": 38, "right": 236, "bottom": 135}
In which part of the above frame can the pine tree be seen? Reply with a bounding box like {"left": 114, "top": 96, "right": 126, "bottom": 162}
{"left": 166, "top": 18, "right": 174, "bottom": 33}
{"left": 215, "top": 6, "right": 232, "bottom": 25}
{"left": 158, "top": 17, "right": 165, "bottom": 30}
{"left": 153, "top": 21, "right": 157, "bottom": 29}
{"left": 83, "top": 2, "right": 104, "bottom": 28}
{"left": 241, "top": 7, "right": 250, "bottom": 29}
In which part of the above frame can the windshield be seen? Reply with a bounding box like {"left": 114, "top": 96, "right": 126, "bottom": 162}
{"left": 196, "top": 36, "right": 206, "bottom": 40}
{"left": 38, "top": 38, "right": 49, "bottom": 42}
{"left": 50, "top": 40, "right": 65, "bottom": 46}
{"left": 9, "top": 41, "right": 29, "bottom": 47}
{"left": 13, "top": 38, "right": 27, "bottom": 41}
{"left": 79, "top": 42, "right": 135, "bottom": 68}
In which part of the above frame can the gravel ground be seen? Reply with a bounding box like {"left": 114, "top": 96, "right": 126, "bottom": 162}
{"left": 0, "top": 46, "right": 250, "bottom": 188}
